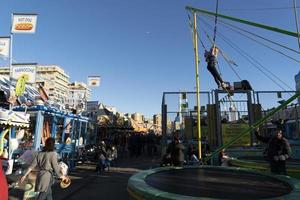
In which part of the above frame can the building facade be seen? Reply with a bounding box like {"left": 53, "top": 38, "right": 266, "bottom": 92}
{"left": 131, "top": 112, "right": 143, "bottom": 123}
{"left": 153, "top": 114, "right": 162, "bottom": 127}
{"left": 67, "top": 81, "right": 91, "bottom": 112}
{"left": 0, "top": 65, "right": 70, "bottom": 106}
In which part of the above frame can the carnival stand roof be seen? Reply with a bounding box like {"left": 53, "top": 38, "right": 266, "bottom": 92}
{"left": 0, "top": 75, "right": 40, "bottom": 105}
{"left": 13, "top": 105, "right": 89, "bottom": 122}
{"left": 0, "top": 108, "right": 30, "bottom": 127}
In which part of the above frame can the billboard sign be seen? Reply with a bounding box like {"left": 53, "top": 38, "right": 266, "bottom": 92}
{"left": 0, "top": 37, "right": 10, "bottom": 58}
{"left": 11, "top": 13, "right": 38, "bottom": 34}
{"left": 88, "top": 76, "right": 100, "bottom": 87}
{"left": 12, "top": 63, "right": 37, "bottom": 84}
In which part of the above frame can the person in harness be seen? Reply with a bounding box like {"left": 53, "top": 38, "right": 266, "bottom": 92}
{"left": 204, "top": 45, "right": 227, "bottom": 89}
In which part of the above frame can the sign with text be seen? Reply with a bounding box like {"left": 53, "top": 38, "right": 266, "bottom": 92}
{"left": 11, "top": 13, "right": 38, "bottom": 34}
{"left": 12, "top": 64, "right": 37, "bottom": 84}
{"left": 0, "top": 37, "right": 10, "bottom": 58}
{"left": 222, "top": 123, "right": 250, "bottom": 146}
{"left": 88, "top": 76, "right": 100, "bottom": 87}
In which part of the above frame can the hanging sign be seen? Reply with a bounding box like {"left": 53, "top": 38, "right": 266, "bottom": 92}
{"left": 12, "top": 63, "right": 37, "bottom": 84}
{"left": 0, "top": 37, "right": 10, "bottom": 58}
{"left": 11, "top": 13, "right": 38, "bottom": 34}
{"left": 88, "top": 76, "right": 101, "bottom": 87}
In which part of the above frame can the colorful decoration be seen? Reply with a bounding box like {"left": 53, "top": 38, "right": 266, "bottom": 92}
{"left": 15, "top": 74, "right": 28, "bottom": 97}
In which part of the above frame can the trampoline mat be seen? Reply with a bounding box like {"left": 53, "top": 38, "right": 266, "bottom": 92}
{"left": 145, "top": 168, "right": 292, "bottom": 199}
{"left": 238, "top": 156, "right": 300, "bottom": 165}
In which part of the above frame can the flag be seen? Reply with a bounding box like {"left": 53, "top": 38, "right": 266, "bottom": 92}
{"left": 11, "top": 13, "right": 38, "bottom": 34}
{"left": 0, "top": 37, "right": 10, "bottom": 59}
{"left": 88, "top": 76, "right": 100, "bottom": 87}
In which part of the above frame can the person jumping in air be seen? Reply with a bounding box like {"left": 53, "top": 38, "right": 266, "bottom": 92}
{"left": 204, "top": 45, "right": 227, "bottom": 89}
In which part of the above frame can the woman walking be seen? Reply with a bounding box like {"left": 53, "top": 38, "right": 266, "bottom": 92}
{"left": 20, "top": 138, "right": 65, "bottom": 200}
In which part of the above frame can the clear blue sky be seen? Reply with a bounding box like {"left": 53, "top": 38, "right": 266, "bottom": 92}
{"left": 0, "top": 0, "right": 299, "bottom": 117}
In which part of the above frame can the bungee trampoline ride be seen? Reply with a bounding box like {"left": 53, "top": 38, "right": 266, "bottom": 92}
{"left": 128, "top": 2, "right": 300, "bottom": 199}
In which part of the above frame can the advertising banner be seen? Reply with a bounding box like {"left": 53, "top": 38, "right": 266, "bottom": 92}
{"left": 11, "top": 13, "right": 38, "bottom": 34}
{"left": 88, "top": 76, "right": 101, "bottom": 87}
{"left": 0, "top": 37, "right": 10, "bottom": 58}
{"left": 12, "top": 63, "right": 37, "bottom": 84}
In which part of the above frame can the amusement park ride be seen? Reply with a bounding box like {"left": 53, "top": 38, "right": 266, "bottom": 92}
{"left": 128, "top": 3, "right": 300, "bottom": 200}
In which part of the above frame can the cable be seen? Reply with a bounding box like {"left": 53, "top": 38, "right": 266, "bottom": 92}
{"left": 214, "top": 19, "right": 296, "bottom": 91}
{"left": 199, "top": 16, "right": 293, "bottom": 92}
{"left": 187, "top": 13, "right": 207, "bottom": 51}
{"left": 293, "top": 0, "right": 300, "bottom": 50}
{"left": 200, "top": 15, "right": 296, "bottom": 91}
{"left": 199, "top": 17, "right": 244, "bottom": 81}
{"left": 222, "top": 6, "right": 300, "bottom": 11}
{"left": 214, "top": 18, "right": 300, "bottom": 55}
{"left": 212, "top": 17, "right": 300, "bottom": 65}
{"left": 202, "top": 28, "right": 242, "bottom": 81}
{"left": 213, "top": 0, "right": 220, "bottom": 45}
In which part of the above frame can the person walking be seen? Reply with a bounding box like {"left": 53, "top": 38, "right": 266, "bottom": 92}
{"left": 255, "top": 128, "right": 292, "bottom": 175}
{"left": 20, "top": 138, "right": 65, "bottom": 200}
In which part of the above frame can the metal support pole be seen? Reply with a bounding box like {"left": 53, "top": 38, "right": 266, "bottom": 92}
{"left": 61, "top": 117, "right": 68, "bottom": 143}
{"left": 295, "top": 104, "right": 300, "bottom": 139}
{"left": 247, "top": 91, "right": 255, "bottom": 146}
{"left": 34, "top": 110, "right": 44, "bottom": 150}
{"left": 161, "top": 94, "right": 167, "bottom": 147}
{"left": 193, "top": 12, "right": 202, "bottom": 159}
{"left": 51, "top": 116, "right": 57, "bottom": 139}
{"left": 8, "top": 30, "right": 14, "bottom": 159}
{"left": 94, "top": 125, "right": 97, "bottom": 144}
{"left": 77, "top": 121, "right": 82, "bottom": 146}
{"left": 215, "top": 90, "right": 222, "bottom": 146}
{"left": 70, "top": 119, "right": 76, "bottom": 142}
{"left": 84, "top": 121, "right": 88, "bottom": 145}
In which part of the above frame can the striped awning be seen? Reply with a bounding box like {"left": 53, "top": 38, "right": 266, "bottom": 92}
{"left": 0, "top": 108, "right": 30, "bottom": 127}
{"left": 0, "top": 75, "right": 40, "bottom": 104}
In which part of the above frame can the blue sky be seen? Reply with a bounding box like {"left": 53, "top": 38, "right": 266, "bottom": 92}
{"left": 0, "top": 0, "right": 299, "bottom": 117}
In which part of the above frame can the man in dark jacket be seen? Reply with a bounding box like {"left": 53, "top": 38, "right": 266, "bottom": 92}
{"left": 255, "top": 129, "right": 292, "bottom": 175}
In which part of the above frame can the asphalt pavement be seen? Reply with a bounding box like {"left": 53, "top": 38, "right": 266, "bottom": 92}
{"left": 52, "top": 155, "right": 160, "bottom": 200}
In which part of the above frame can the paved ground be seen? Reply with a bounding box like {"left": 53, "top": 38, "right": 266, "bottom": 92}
{"left": 52, "top": 156, "right": 160, "bottom": 200}
{"left": 6, "top": 155, "right": 158, "bottom": 200}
